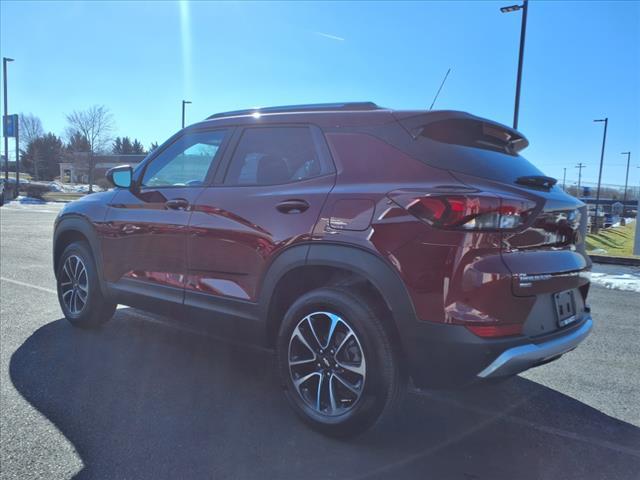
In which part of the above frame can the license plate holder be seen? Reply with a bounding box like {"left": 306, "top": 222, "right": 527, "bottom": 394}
{"left": 554, "top": 289, "right": 577, "bottom": 327}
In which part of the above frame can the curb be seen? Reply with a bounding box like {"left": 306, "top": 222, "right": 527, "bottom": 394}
{"left": 588, "top": 254, "right": 640, "bottom": 267}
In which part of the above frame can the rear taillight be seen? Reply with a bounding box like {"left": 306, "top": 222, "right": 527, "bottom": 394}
{"left": 397, "top": 193, "right": 537, "bottom": 231}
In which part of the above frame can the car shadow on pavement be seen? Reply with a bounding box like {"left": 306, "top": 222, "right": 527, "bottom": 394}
{"left": 10, "top": 309, "right": 640, "bottom": 480}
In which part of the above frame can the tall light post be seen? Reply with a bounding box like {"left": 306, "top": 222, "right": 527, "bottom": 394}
{"left": 3, "top": 57, "right": 14, "bottom": 181}
{"left": 562, "top": 167, "right": 567, "bottom": 191}
{"left": 500, "top": 0, "right": 528, "bottom": 130}
{"left": 182, "top": 100, "right": 192, "bottom": 129}
{"left": 621, "top": 151, "right": 631, "bottom": 207}
{"left": 593, "top": 118, "right": 608, "bottom": 234}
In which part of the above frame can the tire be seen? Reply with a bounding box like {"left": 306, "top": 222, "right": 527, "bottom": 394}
{"left": 56, "top": 241, "right": 116, "bottom": 328}
{"left": 276, "top": 287, "right": 406, "bottom": 437}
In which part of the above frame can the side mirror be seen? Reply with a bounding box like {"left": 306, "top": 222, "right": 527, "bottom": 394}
{"left": 106, "top": 165, "right": 133, "bottom": 189}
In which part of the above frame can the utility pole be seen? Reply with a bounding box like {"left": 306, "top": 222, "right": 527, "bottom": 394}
{"left": 500, "top": 0, "right": 528, "bottom": 130}
{"left": 562, "top": 167, "right": 567, "bottom": 191}
{"left": 182, "top": 100, "right": 192, "bottom": 129}
{"left": 575, "top": 163, "right": 586, "bottom": 197}
{"left": 3, "top": 57, "right": 14, "bottom": 181}
{"left": 621, "top": 151, "right": 631, "bottom": 206}
{"left": 593, "top": 118, "right": 608, "bottom": 234}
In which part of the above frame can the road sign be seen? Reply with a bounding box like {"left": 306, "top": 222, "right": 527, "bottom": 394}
{"left": 3, "top": 114, "right": 18, "bottom": 138}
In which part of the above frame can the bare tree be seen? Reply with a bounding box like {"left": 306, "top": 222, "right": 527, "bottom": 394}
{"left": 65, "top": 105, "right": 114, "bottom": 192}
{"left": 19, "top": 114, "right": 45, "bottom": 179}
{"left": 19, "top": 113, "right": 44, "bottom": 149}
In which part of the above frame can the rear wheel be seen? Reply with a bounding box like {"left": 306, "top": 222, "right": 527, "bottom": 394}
{"left": 57, "top": 241, "right": 116, "bottom": 328}
{"left": 276, "top": 287, "right": 405, "bottom": 437}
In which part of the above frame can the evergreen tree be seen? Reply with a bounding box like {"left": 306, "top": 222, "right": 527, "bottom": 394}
{"left": 22, "top": 133, "right": 64, "bottom": 181}
{"left": 131, "top": 139, "right": 145, "bottom": 154}
{"left": 67, "top": 131, "right": 91, "bottom": 152}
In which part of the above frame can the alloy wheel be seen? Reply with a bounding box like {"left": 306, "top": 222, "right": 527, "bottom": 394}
{"left": 288, "top": 311, "right": 366, "bottom": 417}
{"left": 60, "top": 255, "right": 89, "bottom": 315}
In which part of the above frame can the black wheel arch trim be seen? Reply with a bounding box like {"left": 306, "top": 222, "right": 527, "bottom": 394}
{"left": 259, "top": 242, "right": 420, "bottom": 363}
{"left": 53, "top": 214, "right": 109, "bottom": 296}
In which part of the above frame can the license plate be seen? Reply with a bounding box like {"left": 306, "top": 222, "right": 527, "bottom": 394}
{"left": 554, "top": 289, "right": 577, "bottom": 327}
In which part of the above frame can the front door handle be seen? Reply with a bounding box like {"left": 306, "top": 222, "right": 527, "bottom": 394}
{"left": 165, "top": 198, "right": 190, "bottom": 211}
{"left": 276, "top": 199, "right": 310, "bottom": 214}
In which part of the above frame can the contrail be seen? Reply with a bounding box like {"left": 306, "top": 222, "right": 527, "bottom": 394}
{"left": 314, "top": 31, "right": 345, "bottom": 42}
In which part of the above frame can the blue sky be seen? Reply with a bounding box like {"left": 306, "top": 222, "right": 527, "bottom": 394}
{"left": 1, "top": 0, "right": 638, "bottom": 186}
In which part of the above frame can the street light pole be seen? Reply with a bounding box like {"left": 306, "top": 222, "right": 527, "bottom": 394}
{"left": 593, "top": 118, "right": 608, "bottom": 234}
{"left": 500, "top": 0, "right": 528, "bottom": 130}
{"left": 562, "top": 167, "right": 566, "bottom": 191}
{"left": 621, "top": 151, "right": 631, "bottom": 206}
{"left": 182, "top": 100, "right": 192, "bottom": 129}
{"left": 3, "top": 57, "right": 14, "bottom": 181}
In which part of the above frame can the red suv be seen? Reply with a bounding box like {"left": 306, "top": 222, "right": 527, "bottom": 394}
{"left": 53, "top": 102, "right": 593, "bottom": 436}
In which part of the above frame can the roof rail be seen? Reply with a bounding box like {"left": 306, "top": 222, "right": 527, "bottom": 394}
{"left": 207, "top": 102, "right": 381, "bottom": 119}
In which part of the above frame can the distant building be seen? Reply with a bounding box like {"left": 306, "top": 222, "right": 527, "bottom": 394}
{"left": 59, "top": 153, "right": 145, "bottom": 183}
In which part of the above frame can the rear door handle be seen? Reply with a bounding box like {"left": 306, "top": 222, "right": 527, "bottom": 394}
{"left": 165, "top": 198, "right": 190, "bottom": 211}
{"left": 276, "top": 199, "right": 310, "bottom": 214}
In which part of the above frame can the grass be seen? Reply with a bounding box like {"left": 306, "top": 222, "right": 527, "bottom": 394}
{"left": 586, "top": 222, "right": 638, "bottom": 258}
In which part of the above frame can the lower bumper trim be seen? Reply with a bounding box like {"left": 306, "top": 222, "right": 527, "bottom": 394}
{"left": 477, "top": 316, "right": 593, "bottom": 379}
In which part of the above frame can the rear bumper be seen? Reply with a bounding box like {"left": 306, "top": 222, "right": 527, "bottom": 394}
{"left": 477, "top": 316, "right": 592, "bottom": 378}
{"left": 405, "top": 316, "right": 593, "bottom": 389}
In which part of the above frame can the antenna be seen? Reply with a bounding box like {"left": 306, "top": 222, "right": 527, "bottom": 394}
{"left": 429, "top": 68, "right": 451, "bottom": 111}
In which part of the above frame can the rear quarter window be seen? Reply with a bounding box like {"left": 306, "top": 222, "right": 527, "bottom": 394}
{"left": 355, "top": 115, "right": 547, "bottom": 185}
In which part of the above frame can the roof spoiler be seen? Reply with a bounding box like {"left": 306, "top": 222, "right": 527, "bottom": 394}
{"left": 395, "top": 110, "right": 529, "bottom": 154}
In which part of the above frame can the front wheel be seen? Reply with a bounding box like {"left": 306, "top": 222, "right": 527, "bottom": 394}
{"left": 276, "top": 287, "right": 405, "bottom": 437}
{"left": 56, "top": 241, "right": 116, "bottom": 328}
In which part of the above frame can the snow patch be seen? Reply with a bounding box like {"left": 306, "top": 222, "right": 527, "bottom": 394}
{"left": 591, "top": 265, "right": 640, "bottom": 293}
{"left": 9, "top": 195, "right": 48, "bottom": 205}
{"left": 49, "top": 182, "right": 104, "bottom": 193}
{"left": 2, "top": 196, "right": 62, "bottom": 211}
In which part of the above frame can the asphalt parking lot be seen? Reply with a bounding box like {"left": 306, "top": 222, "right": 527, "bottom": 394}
{"left": 1, "top": 202, "right": 639, "bottom": 480}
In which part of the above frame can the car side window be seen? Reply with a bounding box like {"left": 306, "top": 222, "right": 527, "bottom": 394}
{"left": 141, "top": 130, "right": 227, "bottom": 187}
{"left": 224, "top": 127, "right": 327, "bottom": 186}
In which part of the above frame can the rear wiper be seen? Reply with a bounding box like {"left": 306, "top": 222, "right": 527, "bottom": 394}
{"left": 515, "top": 175, "right": 557, "bottom": 190}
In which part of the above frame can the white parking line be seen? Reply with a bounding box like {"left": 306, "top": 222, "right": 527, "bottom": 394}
{"left": 0, "top": 277, "right": 57, "bottom": 294}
